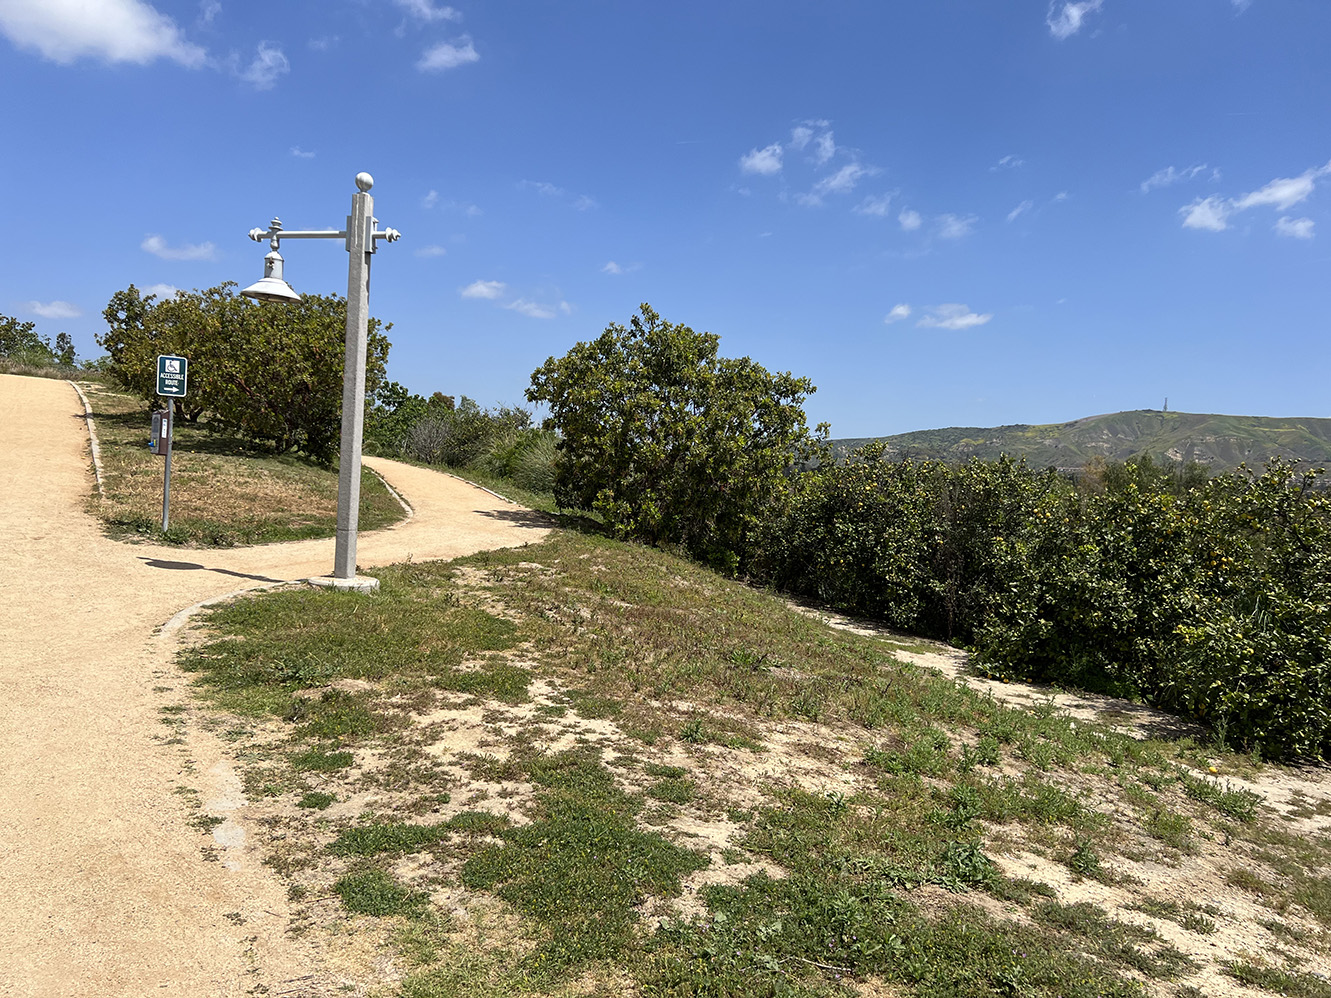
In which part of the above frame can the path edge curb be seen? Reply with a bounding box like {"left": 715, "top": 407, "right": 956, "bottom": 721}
{"left": 67, "top": 380, "right": 105, "bottom": 498}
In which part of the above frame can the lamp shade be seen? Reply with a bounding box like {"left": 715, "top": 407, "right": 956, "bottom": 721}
{"left": 241, "top": 249, "right": 301, "bottom": 303}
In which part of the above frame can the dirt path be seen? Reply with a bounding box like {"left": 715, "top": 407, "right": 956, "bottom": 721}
{"left": 0, "top": 374, "right": 549, "bottom": 998}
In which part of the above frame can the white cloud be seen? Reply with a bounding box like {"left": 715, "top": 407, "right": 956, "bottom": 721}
{"left": 238, "top": 41, "right": 288, "bottom": 89}
{"left": 25, "top": 300, "right": 81, "bottom": 319}
{"left": 290, "top": 146, "right": 315, "bottom": 159}
{"left": 1275, "top": 216, "right": 1315, "bottom": 239}
{"left": 789, "top": 126, "right": 812, "bottom": 150}
{"left": 602, "top": 261, "right": 624, "bottom": 275}
{"left": 393, "top": 0, "right": 461, "bottom": 22}
{"left": 883, "top": 304, "right": 911, "bottom": 324}
{"left": 1233, "top": 164, "right": 1329, "bottom": 211}
{"left": 197, "top": 1, "right": 220, "bottom": 27}
{"left": 0, "top": 0, "right": 206, "bottom": 66}
{"left": 503, "top": 298, "right": 565, "bottom": 320}
{"left": 937, "top": 213, "right": 978, "bottom": 239}
{"left": 521, "top": 181, "right": 596, "bottom": 210}
{"left": 1052, "top": 191, "right": 1069, "bottom": 202}
{"left": 141, "top": 234, "right": 216, "bottom": 261}
{"left": 813, "top": 162, "right": 874, "bottom": 197}
{"left": 523, "top": 180, "right": 564, "bottom": 197}
{"left": 415, "top": 244, "right": 447, "bottom": 257}
{"left": 142, "top": 283, "right": 180, "bottom": 299}
{"left": 813, "top": 131, "right": 836, "bottom": 166}
{"left": 418, "top": 35, "right": 478, "bottom": 71}
{"left": 898, "top": 209, "right": 923, "bottom": 231}
{"left": 422, "top": 189, "right": 440, "bottom": 208}
{"left": 739, "top": 143, "right": 784, "bottom": 176}
{"left": 1180, "top": 196, "right": 1231, "bottom": 231}
{"left": 1047, "top": 0, "right": 1102, "bottom": 39}
{"left": 855, "top": 194, "right": 894, "bottom": 217}
{"left": 460, "top": 280, "right": 505, "bottom": 300}
{"left": 1232, "top": 0, "right": 1251, "bottom": 10}
{"left": 308, "top": 35, "right": 337, "bottom": 51}
{"left": 1006, "top": 200, "right": 1034, "bottom": 223}
{"left": 991, "top": 154, "right": 1025, "bottom": 171}
{"left": 1179, "top": 160, "right": 1331, "bottom": 233}
{"left": 917, "top": 304, "right": 993, "bottom": 330}
{"left": 1140, "top": 164, "right": 1211, "bottom": 193}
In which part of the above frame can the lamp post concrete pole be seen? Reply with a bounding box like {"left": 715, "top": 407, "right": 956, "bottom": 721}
{"left": 243, "top": 172, "right": 400, "bottom": 591}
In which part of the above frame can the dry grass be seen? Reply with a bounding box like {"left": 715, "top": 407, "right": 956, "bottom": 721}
{"left": 84, "top": 383, "right": 404, "bottom": 546}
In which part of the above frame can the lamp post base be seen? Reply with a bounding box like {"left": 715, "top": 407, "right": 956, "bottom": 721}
{"left": 308, "top": 575, "right": 380, "bottom": 592}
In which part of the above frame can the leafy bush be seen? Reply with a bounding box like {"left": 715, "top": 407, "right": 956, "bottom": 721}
{"left": 760, "top": 452, "right": 1331, "bottom": 760}
{"left": 97, "top": 283, "right": 391, "bottom": 459}
{"left": 528, "top": 303, "right": 819, "bottom": 572}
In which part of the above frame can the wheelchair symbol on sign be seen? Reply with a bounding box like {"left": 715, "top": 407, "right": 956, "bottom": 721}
{"left": 164, "top": 359, "right": 181, "bottom": 374}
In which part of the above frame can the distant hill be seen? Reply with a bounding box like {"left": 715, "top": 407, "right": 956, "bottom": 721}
{"left": 832, "top": 410, "right": 1331, "bottom": 474}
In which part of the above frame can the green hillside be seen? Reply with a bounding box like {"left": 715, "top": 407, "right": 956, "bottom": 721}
{"left": 834, "top": 409, "right": 1331, "bottom": 472}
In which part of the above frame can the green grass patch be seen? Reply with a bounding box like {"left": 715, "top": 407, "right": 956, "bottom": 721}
{"left": 334, "top": 869, "right": 430, "bottom": 918}
{"left": 329, "top": 822, "right": 450, "bottom": 857}
{"left": 290, "top": 747, "right": 354, "bottom": 772}
{"left": 177, "top": 569, "right": 519, "bottom": 715}
{"left": 297, "top": 791, "right": 336, "bottom": 810}
{"left": 647, "top": 777, "right": 697, "bottom": 804}
{"left": 1224, "top": 962, "right": 1331, "bottom": 998}
{"left": 460, "top": 748, "right": 708, "bottom": 975}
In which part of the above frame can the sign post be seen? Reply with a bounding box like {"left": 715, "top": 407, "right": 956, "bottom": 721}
{"left": 154, "top": 355, "right": 188, "bottom": 532}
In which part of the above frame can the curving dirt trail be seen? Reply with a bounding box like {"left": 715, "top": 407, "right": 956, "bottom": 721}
{"left": 0, "top": 373, "right": 549, "bottom": 997}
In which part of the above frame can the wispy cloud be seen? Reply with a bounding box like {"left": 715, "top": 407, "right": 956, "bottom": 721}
{"left": 415, "top": 244, "right": 447, "bottom": 257}
{"left": 1140, "top": 164, "right": 1213, "bottom": 193}
{"left": 519, "top": 180, "right": 596, "bottom": 210}
{"left": 197, "top": 1, "right": 220, "bottom": 27}
{"left": 1233, "top": 168, "right": 1326, "bottom": 211}
{"left": 883, "top": 304, "right": 911, "bottom": 324}
{"left": 0, "top": 0, "right": 206, "bottom": 66}
{"left": 141, "top": 234, "right": 216, "bottom": 261}
{"left": 937, "top": 214, "right": 978, "bottom": 239}
{"left": 991, "top": 154, "right": 1025, "bottom": 171}
{"left": 814, "top": 162, "right": 875, "bottom": 197}
{"left": 290, "top": 146, "right": 315, "bottom": 159}
{"left": 1180, "top": 160, "right": 1331, "bottom": 232}
{"left": 237, "top": 41, "right": 288, "bottom": 89}
{"left": 26, "top": 300, "right": 81, "bottom": 319}
{"left": 308, "top": 35, "right": 337, "bottom": 51}
{"left": 854, "top": 194, "right": 895, "bottom": 217}
{"left": 143, "top": 283, "right": 180, "bottom": 299}
{"left": 1046, "top": 0, "right": 1102, "bottom": 39}
{"left": 1275, "top": 216, "right": 1314, "bottom": 239}
{"left": 739, "top": 143, "right": 784, "bottom": 176}
{"left": 917, "top": 304, "right": 993, "bottom": 330}
{"left": 422, "top": 189, "right": 439, "bottom": 208}
{"left": 418, "top": 35, "right": 478, "bottom": 71}
{"left": 898, "top": 209, "right": 923, "bottom": 232}
{"left": 393, "top": 0, "right": 461, "bottom": 22}
{"left": 460, "top": 280, "right": 505, "bottom": 300}
{"left": 601, "top": 261, "right": 641, "bottom": 275}
{"left": 504, "top": 299, "right": 571, "bottom": 320}
{"left": 1006, "top": 200, "right": 1034, "bottom": 223}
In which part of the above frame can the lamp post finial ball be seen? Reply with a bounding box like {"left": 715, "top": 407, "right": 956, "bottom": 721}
{"left": 355, "top": 172, "right": 374, "bottom": 192}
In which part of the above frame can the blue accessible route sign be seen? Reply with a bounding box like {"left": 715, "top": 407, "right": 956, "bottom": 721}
{"left": 157, "top": 355, "right": 188, "bottom": 397}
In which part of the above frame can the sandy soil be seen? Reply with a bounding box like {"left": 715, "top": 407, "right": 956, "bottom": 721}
{"left": 0, "top": 374, "right": 549, "bottom": 998}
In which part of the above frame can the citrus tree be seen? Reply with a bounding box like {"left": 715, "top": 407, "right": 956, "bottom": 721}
{"left": 98, "top": 283, "right": 390, "bottom": 460}
{"left": 528, "top": 303, "right": 819, "bottom": 571}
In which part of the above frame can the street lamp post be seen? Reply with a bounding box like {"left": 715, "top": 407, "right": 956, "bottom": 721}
{"left": 243, "top": 172, "right": 400, "bottom": 591}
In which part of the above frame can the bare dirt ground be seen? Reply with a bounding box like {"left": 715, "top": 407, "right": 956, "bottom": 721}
{"left": 0, "top": 374, "right": 549, "bottom": 998}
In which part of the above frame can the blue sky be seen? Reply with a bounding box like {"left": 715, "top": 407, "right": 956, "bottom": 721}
{"left": 2, "top": 0, "right": 1328, "bottom": 437}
